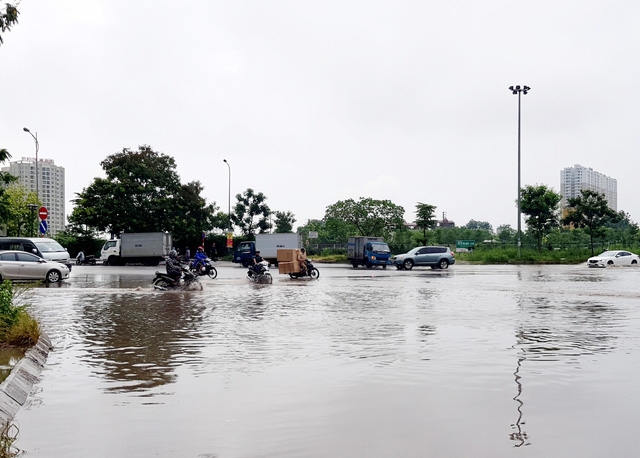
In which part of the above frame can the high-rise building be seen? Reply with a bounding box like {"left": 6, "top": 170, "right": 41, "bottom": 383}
{"left": 560, "top": 164, "right": 617, "bottom": 211}
{"left": 2, "top": 157, "right": 66, "bottom": 236}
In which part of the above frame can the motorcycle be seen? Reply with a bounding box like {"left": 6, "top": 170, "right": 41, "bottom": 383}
{"left": 247, "top": 260, "right": 273, "bottom": 284}
{"left": 152, "top": 268, "right": 202, "bottom": 290}
{"left": 76, "top": 255, "right": 97, "bottom": 266}
{"left": 289, "top": 259, "right": 320, "bottom": 279}
{"left": 189, "top": 257, "right": 218, "bottom": 279}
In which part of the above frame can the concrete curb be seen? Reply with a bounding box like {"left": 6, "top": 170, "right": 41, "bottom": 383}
{"left": 0, "top": 333, "right": 52, "bottom": 426}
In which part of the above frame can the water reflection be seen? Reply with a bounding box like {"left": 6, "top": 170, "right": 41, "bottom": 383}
{"left": 510, "top": 293, "right": 621, "bottom": 446}
{"left": 509, "top": 356, "right": 529, "bottom": 447}
{"left": 77, "top": 292, "right": 206, "bottom": 393}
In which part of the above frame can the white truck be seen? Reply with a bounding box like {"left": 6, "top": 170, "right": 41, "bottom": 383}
{"left": 101, "top": 232, "right": 172, "bottom": 266}
{"left": 232, "top": 233, "right": 301, "bottom": 266}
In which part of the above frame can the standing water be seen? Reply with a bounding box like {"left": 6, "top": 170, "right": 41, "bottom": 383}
{"left": 11, "top": 263, "right": 640, "bottom": 457}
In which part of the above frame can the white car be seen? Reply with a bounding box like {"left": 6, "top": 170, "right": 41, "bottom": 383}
{"left": 0, "top": 250, "right": 70, "bottom": 282}
{"left": 587, "top": 250, "right": 640, "bottom": 268}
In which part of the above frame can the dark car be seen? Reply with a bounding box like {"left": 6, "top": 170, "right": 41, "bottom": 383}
{"left": 392, "top": 246, "right": 455, "bottom": 270}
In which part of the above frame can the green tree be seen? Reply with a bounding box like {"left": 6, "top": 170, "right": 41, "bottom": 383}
{"left": 604, "top": 210, "right": 640, "bottom": 248}
{"left": 324, "top": 197, "right": 405, "bottom": 239}
{"left": 296, "top": 218, "right": 356, "bottom": 245}
{"left": 415, "top": 202, "right": 437, "bottom": 244}
{"left": 464, "top": 219, "right": 493, "bottom": 232}
{"left": 496, "top": 224, "right": 516, "bottom": 243}
{"left": 168, "top": 181, "right": 219, "bottom": 248}
{"left": 520, "top": 184, "right": 561, "bottom": 250}
{"left": 562, "top": 190, "right": 616, "bottom": 255}
{"left": 0, "top": 3, "right": 19, "bottom": 45}
{"left": 3, "top": 185, "right": 39, "bottom": 236}
{"left": 232, "top": 188, "right": 271, "bottom": 237}
{"left": 69, "top": 145, "right": 215, "bottom": 241}
{"left": 273, "top": 211, "right": 296, "bottom": 233}
{"left": 0, "top": 148, "right": 18, "bottom": 224}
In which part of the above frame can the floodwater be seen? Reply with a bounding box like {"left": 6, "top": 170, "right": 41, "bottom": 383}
{"left": 11, "top": 262, "right": 640, "bottom": 457}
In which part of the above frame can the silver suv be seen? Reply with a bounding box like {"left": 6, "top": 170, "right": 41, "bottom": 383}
{"left": 392, "top": 246, "right": 455, "bottom": 270}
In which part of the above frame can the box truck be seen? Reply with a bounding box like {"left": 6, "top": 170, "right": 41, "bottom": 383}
{"left": 232, "top": 233, "right": 301, "bottom": 267}
{"left": 100, "top": 232, "right": 172, "bottom": 266}
{"left": 347, "top": 236, "right": 392, "bottom": 268}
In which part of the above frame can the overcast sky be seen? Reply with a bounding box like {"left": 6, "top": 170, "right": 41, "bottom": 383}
{"left": 2, "top": 1, "right": 638, "bottom": 232}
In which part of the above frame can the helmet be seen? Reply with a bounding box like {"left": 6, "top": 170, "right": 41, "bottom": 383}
{"left": 301, "top": 248, "right": 306, "bottom": 253}
{"left": 169, "top": 249, "right": 177, "bottom": 259}
{"left": 198, "top": 246, "right": 204, "bottom": 251}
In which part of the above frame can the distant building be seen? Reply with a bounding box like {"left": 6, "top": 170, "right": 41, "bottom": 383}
{"left": 2, "top": 157, "right": 66, "bottom": 236}
{"left": 560, "top": 164, "right": 617, "bottom": 212}
{"left": 437, "top": 217, "right": 455, "bottom": 228}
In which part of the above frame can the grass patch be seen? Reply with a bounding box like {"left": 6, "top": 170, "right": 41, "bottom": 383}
{"left": 0, "top": 423, "right": 22, "bottom": 458}
{"left": 0, "top": 281, "right": 40, "bottom": 348}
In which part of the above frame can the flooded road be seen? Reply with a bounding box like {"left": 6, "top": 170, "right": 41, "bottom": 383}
{"left": 12, "top": 263, "right": 640, "bottom": 457}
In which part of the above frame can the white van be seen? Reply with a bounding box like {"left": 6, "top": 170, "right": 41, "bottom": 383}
{"left": 0, "top": 237, "right": 73, "bottom": 270}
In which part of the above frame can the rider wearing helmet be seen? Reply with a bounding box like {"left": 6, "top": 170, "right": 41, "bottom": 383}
{"left": 166, "top": 249, "right": 183, "bottom": 283}
{"left": 251, "top": 250, "right": 265, "bottom": 275}
{"left": 192, "top": 246, "right": 208, "bottom": 272}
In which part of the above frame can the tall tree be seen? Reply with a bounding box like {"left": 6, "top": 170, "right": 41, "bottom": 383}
{"left": 69, "top": 145, "right": 215, "bottom": 240}
{"left": 2, "top": 185, "right": 39, "bottom": 236}
{"left": 232, "top": 188, "right": 271, "bottom": 237}
{"left": 415, "top": 202, "right": 437, "bottom": 243}
{"left": 324, "top": 197, "right": 405, "bottom": 239}
{"left": 0, "top": 3, "right": 19, "bottom": 45}
{"left": 464, "top": 219, "right": 493, "bottom": 232}
{"left": 496, "top": 224, "right": 516, "bottom": 243}
{"left": 562, "top": 189, "right": 616, "bottom": 255}
{"left": 0, "top": 148, "right": 18, "bottom": 224}
{"left": 273, "top": 211, "right": 296, "bottom": 233}
{"left": 520, "top": 184, "right": 561, "bottom": 250}
{"left": 296, "top": 218, "right": 356, "bottom": 245}
{"left": 605, "top": 211, "right": 640, "bottom": 248}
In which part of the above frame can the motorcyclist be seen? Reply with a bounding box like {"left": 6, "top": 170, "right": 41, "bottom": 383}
{"left": 251, "top": 251, "right": 265, "bottom": 275}
{"left": 76, "top": 250, "right": 85, "bottom": 264}
{"left": 192, "top": 246, "right": 208, "bottom": 272}
{"left": 166, "top": 249, "right": 183, "bottom": 284}
{"left": 297, "top": 248, "right": 308, "bottom": 273}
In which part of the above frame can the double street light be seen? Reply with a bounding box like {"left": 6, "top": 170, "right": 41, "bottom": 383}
{"left": 508, "top": 85, "right": 530, "bottom": 259}
{"left": 22, "top": 127, "right": 39, "bottom": 201}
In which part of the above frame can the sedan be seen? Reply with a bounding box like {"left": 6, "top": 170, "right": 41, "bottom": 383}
{"left": 392, "top": 246, "right": 456, "bottom": 270}
{"left": 0, "top": 250, "right": 70, "bottom": 282}
{"left": 587, "top": 250, "right": 640, "bottom": 268}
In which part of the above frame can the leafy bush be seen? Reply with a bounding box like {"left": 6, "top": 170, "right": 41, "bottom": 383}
{"left": 0, "top": 281, "right": 40, "bottom": 347}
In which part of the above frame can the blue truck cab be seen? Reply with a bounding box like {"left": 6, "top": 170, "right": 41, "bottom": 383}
{"left": 347, "top": 236, "right": 392, "bottom": 268}
{"left": 233, "top": 241, "right": 256, "bottom": 267}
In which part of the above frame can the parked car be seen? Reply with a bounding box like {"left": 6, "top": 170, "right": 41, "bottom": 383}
{"left": 587, "top": 250, "right": 640, "bottom": 268}
{"left": 0, "top": 250, "right": 70, "bottom": 282}
{"left": 392, "top": 246, "right": 456, "bottom": 270}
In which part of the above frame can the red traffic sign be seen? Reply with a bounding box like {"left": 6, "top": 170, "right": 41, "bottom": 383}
{"left": 38, "top": 206, "right": 48, "bottom": 220}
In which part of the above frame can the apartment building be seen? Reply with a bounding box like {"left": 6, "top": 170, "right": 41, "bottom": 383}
{"left": 560, "top": 164, "right": 617, "bottom": 211}
{"left": 2, "top": 157, "right": 66, "bottom": 236}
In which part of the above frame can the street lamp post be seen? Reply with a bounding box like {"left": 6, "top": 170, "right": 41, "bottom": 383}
{"left": 223, "top": 159, "right": 231, "bottom": 254}
{"left": 22, "top": 127, "right": 39, "bottom": 201}
{"left": 26, "top": 204, "right": 38, "bottom": 237}
{"left": 508, "top": 85, "right": 530, "bottom": 259}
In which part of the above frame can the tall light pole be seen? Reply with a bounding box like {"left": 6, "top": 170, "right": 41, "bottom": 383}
{"left": 223, "top": 159, "right": 231, "bottom": 256}
{"left": 23, "top": 127, "right": 39, "bottom": 201}
{"left": 223, "top": 159, "right": 231, "bottom": 231}
{"left": 509, "top": 85, "right": 530, "bottom": 259}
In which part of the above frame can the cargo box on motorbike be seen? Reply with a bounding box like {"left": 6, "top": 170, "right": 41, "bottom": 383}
{"left": 278, "top": 261, "right": 300, "bottom": 274}
{"left": 277, "top": 248, "right": 299, "bottom": 263}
